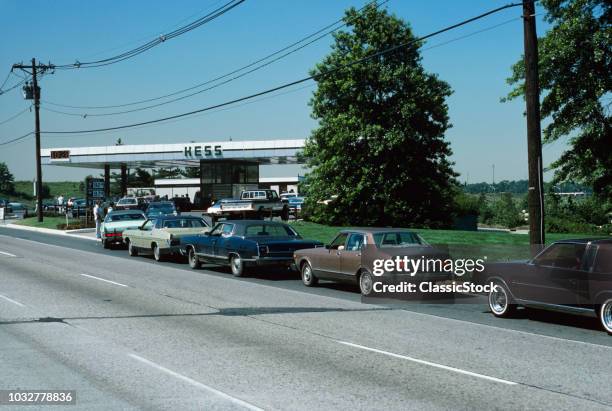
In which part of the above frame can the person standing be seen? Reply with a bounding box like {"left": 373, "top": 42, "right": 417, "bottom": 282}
{"left": 57, "top": 194, "right": 64, "bottom": 213}
{"left": 94, "top": 201, "right": 103, "bottom": 239}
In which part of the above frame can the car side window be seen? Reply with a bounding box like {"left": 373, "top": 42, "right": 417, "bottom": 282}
{"left": 346, "top": 233, "right": 365, "bottom": 251}
{"left": 222, "top": 224, "right": 234, "bottom": 236}
{"left": 330, "top": 233, "right": 348, "bottom": 250}
{"left": 534, "top": 243, "right": 586, "bottom": 270}
{"left": 210, "top": 223, "right": 224, "bottom": 236}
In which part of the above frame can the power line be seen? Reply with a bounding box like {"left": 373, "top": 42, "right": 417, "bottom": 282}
{"left": 35, "top": 2, "right": 523, "bottom": 136}
{"left": 0, "top": 105, "right": 31, "bottom": 126}
{"left": 0, "top": 131, "right": 33, "bottom": 146}
{"left": 42, "top": 0, "right": 388, "bottom": 111}
{"left": 51, "top": 0, "right": 245, "bottom": 70}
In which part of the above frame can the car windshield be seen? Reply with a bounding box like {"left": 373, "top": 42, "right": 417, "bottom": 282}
{"left": 148, "top": 204, "right": 175, "bottom": 212}
{"left": 373, "top": 231, "right": 427, "bottom": 247}
{"left": 244, "top": 224, "right": 298, "bottom": 237}
{"left": 108, "top": 213, "right": 144, "bottom": 222}
{"left": 118, "top": 198, "right": 137, "bottom": 205}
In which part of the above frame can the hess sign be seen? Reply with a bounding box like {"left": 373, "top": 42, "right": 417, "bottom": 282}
{"left": 184, "top": 145, "right": 222, "bottom": 157}
{"left": 50, "top": 150, "right": 70, "bottom": 161}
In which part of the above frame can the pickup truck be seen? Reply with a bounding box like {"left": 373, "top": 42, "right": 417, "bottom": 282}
{"left": 209, "top": 190, "right": 290, "bottom": 222}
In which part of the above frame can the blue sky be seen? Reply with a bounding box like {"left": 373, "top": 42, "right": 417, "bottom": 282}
{"left": 0, "top": 0, "right": 563, "bottom": 183}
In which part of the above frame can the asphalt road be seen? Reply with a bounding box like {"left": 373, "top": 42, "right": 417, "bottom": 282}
{"left": 1, "top": 226, "right": 611, "bottom": 410}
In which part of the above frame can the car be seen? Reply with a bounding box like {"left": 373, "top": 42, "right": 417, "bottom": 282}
{"left": 100, "top": 210, "right": 147, "bottom": 249}
{"left": 280, "top": 192, "right": 298, "bottom": 201}
{"left": 145, "top": 201, "right": 178, "bottom": 218}
{"left": 480, "top": 239, "right": 612, "bottom": 334}
{"left": 115, "top": 197, "right": 145, "bottom": 211}
{"left": 211, "top": 190, "right": 290, "bottom": 222}
{"left": 8, "top": 202, "right": 28, "bottom": 218}
{"left": 182, "top": 220, "right": 324, "bottom": 276}
{"left": 293, "top": 228, "right": 451, "bottom": 295}
{"left": 123, "top": 215, "right": 210, "bottom": 261}
{"left": 286, "top": 196, "right": 305, "bottom": 217}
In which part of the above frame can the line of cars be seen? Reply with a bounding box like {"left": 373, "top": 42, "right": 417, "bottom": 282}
{"left": 98, "top": 203, "right": 612, "bottom": 335}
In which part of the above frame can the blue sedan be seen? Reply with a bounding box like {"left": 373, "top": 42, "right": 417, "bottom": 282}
{"left": 181, "top": 220, "right": 323, "bottom": 276}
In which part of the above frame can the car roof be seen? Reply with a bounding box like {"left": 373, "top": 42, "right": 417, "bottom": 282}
{"left": 108, "top": 210, "right": 145, "bottom": 215}
{"left": 221, "top": 220, "right": 288, "bottom": 226}
{"left": 554, "top": 238, "right": 612, "bottom": 245}
{"left": 336, "top": 227, "right": 419, "bottom": 234}
{"left": 150, "top": 215, "right": 202, "bottom": 221}
{"left": 148, "top": 201, "right": 174, "bottom": 205}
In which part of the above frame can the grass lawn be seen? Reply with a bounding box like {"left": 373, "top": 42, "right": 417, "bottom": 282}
{"left": 289, "top": 221, "right": 605, "bottom": 246}
{"left": 14, "top": 216, "right": 78, "bottom": 230}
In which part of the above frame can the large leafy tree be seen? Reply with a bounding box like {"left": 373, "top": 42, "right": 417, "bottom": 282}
{"left": 303, "top": 5, "right": 457, "bottom": 227}
{"left": 504, "top": 0, "right": 611, "bottom": 200}
{"left": 0, "top": 162, "right": 15, "bottom": 194}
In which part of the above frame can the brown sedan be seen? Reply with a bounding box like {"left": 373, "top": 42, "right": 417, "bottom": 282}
{"left": 293, "top": 228, "right": 451, "bottom": 296}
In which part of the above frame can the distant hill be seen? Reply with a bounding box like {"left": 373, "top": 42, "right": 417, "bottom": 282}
{"left": 463, "top": 180, "right": 592, "bottom": 194}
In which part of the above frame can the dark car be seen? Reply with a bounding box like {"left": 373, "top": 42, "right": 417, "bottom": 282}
{"left": 182, "top": 220, "right": 324, "bottom": 276}
{"left": 480, "top": 239, "right": 612, "bottom": 334}
{"left": 145, "top": 201, "right": 178, "bottom": 218}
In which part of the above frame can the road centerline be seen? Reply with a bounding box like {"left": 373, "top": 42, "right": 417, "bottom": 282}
{"left": 128, "top": 353, "right": 264, "bottom": 411}
{"left": 80, "top": 274, "right": 128, "bottom": 288}
{"left": 0, "top": 293, "right": 26, "bottom": 307}
{"left": 337, "top": 340, "right": 517, "bottom": 386}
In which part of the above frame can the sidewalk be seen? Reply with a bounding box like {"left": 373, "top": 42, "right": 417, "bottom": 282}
{"left": 5, "top": 223, "right": 99, "bottom": 242}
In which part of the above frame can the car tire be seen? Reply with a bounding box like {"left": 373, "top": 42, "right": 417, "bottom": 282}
{"left": 102, "top": 239, "right": 110, "bottom": 249}
{"left": 301, "top": 262, "right": 318, "bottom": 287}
{"left": 359, "top": 270, "right": 374, "bottom": 296}
{"left": 598, "top": 299, "right": 612, "bottom": 335}
{"left": 230, "top": 254, "right": 247, "bottom": 277}
{"left": 488, "top": 280, "right": 517, "bottom": 318}
{"left": 188, "top": 248, "right": 201, "bottom": 269}
{"left": 128, "top": 240, "right": 138, "bottom": 257}
{"left": 153, "top": 243, "right": 163, "bottom": 262}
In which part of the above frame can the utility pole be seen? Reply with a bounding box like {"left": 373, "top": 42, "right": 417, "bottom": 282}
{"left": 522, "top": 0, "right": 545, "bottom": 245}
{"left": 13, "top": 59, "right": 53, "bottom": 223}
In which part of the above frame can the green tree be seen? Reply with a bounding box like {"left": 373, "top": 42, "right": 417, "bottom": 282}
{"left": 504, "top": 0, "right": 611, "bottom": 200}
{"left": 0, "top": 162, "right": 15, "bottom": 194}
{"left": 303, "top": 5, "right": 457, "bottom": 227}
{"left": 493, "top": 193, "right": 523, "bottom": 229}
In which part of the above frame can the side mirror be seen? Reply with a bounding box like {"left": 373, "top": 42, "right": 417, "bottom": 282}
{"left": 325, "top": 244, "right": 331, "bottom": 249}
{"left": 337, "top": 245, "right": 345, "bottom": 251}
{"left": 204, "top": 231, "right": 210, "bottom": 236}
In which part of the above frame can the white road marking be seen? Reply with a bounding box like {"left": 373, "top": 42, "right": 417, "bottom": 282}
{"left": 0, "top": 293, "right": 25, "bottom": 307}
{"left": 80, "top": 274, "right": 128, "bottom": 288}
{"left": 128, "top": 354, "right": 263, "bottom": 411}
{"left": 0, "top": 250, "right": 17, "bottom": 257}
{"left": 337, "top": 340, "right": 517, "bottom": 385}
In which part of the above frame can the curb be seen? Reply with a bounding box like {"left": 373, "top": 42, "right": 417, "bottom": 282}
{"left": 6, "top": 224, "right": 99, "bottom": 242}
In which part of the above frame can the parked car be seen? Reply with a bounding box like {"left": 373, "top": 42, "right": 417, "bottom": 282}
{"left": 286, "top": 196, "right": 305, "bottom": 218}
{"left": 100, "top": 210, "right": 147, "bottom": 249}
{"left": 280, "top": 192, "right": 298, "bottom": 201}
{"left": 182, "top": 220, "right": 323, "bottom": 276}
{"left": 479, "top": 239, "right": 612, "bottom": 334}
{"left": 171, "top": 196, "right": 192, "bottom": 213}
{"left": 7, "top": 202, "right": 27, "bottom": 218}
{"left": 115, "top": 197, "right": 145, "bottom": 211}
{"left": 210, "top": 190, "right": 290, "bottom": 222}
{"left": 145, "top": 201, "right": 178, "bottom": 218}
{"left": 293, "top": 228, "right": 451, "bottom": 296}
{"left": 123, "top": 215, "right": 210, "bottom": 261}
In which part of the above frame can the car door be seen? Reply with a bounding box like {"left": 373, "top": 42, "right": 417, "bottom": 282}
{"left": 200, "top": 223, "right": 224, "bottom": 257}
{"left": 342, "top": 233, "right": 365, "bottom": 277}
{"left": 135, "top": 219, "right": 155, "bottom": 248}
{"left": 317, "top": 233, "right": 348, "bottom": 278}
{"left": 514, "top": 243, "right": 584, "bottom": 305}
{"left": 213, "top": 223, "right": 235, "bottom": 260}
